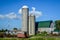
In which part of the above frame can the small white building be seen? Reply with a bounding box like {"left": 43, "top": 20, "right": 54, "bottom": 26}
{"left": 5, "top": 30, "right": 17, "bottom": 35}
{"left": 53, "top": 32, "right": 59, "bottom": 34}
{"left": 52, "top": 29, "right": 59, "bottom": 34}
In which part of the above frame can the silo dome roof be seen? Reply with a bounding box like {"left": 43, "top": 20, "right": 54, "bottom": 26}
{"left": 22, "top": 5, "right": 28, "bottom": 8}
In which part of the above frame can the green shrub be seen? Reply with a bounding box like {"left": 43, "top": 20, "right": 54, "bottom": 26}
{"left": 35, "top": 31, "right": 48, "bottom": 36}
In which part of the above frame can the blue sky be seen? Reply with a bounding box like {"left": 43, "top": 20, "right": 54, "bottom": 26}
{"left": 0, "top": 0, "right": 60, "bottom": 30}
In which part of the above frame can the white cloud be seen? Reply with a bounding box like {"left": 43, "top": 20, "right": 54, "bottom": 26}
{"left": 18, "top": 8, "right": 22, "bottom": 14}
{"left": 0, "top": 15, "right": 4, "bottom": 19}
{"left": 0, "top": 12, "right": 21, "bottom": 19}
{"left": 29, "top": 7, "right": 42, "bottom": 18}
{"left": 32, "top": 7, "right": 35, "bottom": 11}
{"left": 5, "top": 12, "right": 17, "bottom": 19}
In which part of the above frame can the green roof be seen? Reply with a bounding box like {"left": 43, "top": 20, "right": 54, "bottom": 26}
{"left": 38, "top": 21, "right": 52, "bottom": 28}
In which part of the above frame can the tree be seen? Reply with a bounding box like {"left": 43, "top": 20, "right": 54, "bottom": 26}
{"left": 55, "top": 20, "right": 60, "bottom": 34}
{"left": 5, "top": 29, "right": 8, "bottom": 31}
{"left": 1, "top": 29, "right": 5, "bottom": 32}
{"left": 13, "top": 28, "right": 18, "bottom": 30}
{"left": 13, "top": 28, "right": 18, "bottom": 33}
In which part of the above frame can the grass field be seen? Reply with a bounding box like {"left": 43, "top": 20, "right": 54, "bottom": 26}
{"left": 0, "top": 36, "right": 60, "bottom": 40}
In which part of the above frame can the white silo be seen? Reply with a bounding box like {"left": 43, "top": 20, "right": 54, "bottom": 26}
{"left": 22, "top": 5, "right": 29, "bottom": 33}
{"left": 29, "top": 14, "right": 35, "bottom": 35}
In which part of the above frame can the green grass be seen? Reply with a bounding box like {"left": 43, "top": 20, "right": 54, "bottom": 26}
{"left": 0, "top": 37, "right": 60, "bottom": 40}
{"left": 0, "top": 38, "right": 28, "bottom": 40}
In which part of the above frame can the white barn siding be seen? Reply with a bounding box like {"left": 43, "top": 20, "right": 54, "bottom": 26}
{"left": 38, "top": 28, "right": 54, "bottom": 34}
